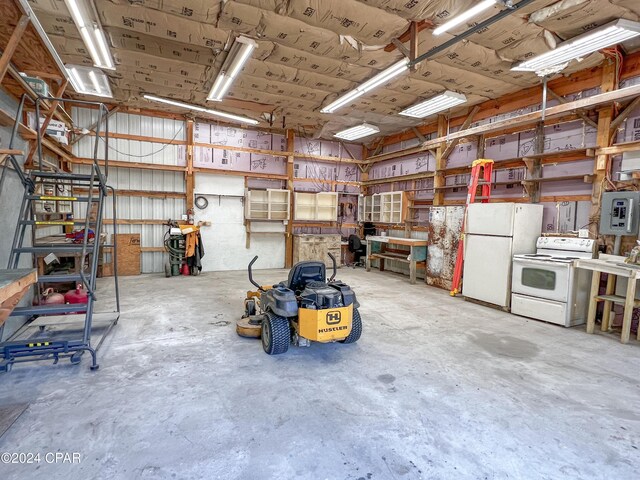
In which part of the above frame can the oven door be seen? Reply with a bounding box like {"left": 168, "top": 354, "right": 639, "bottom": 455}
{"left": 511, "top": 258, "right": 571, "bottom": 302}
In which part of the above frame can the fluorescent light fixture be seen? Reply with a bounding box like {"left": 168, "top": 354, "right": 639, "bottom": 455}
{"left": 64, "top": 0, "right": 115, "bottom": 70}
{"left": 66, "top": 65, "right": 112, "bottom": 98}
{"left": 399, "top": 91, "right": 467, "bottom": 118}
{"left": 321, "top": 59, "right": 409, "bottom": 114}
{"left": 143, "top": 95, "right": 259, "bottom": 125}
{"left": 512, "top": 19, "right": 640, "bottom": 72}
{"left": 207, "top": 36, "right": 257, "bottom": 102}
{"left": 334, "top": 123, "right": 380, "bottom": 141}
{"left": 94, "top": 27, "right": 114, "bottom": 70}
{"left": 433, "top": 0, "right": 497, "bottom": 36}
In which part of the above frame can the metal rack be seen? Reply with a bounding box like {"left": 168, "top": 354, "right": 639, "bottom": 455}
{"left": 0, "top": 94, "right": 120, "bottom": 372}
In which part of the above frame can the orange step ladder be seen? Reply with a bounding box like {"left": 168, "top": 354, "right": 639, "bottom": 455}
{"left": 450, "top": 159, "right": 494, "bottom": 296}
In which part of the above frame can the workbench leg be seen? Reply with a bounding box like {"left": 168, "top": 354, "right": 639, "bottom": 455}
{"left": 621, "top": 278, "right": 635, "bottom": 344}
{"left": 379, "top": 258, "right": 385, "bottom": 272}
{"left": 366, "top": 248, "right": 371, "bottom": 272}
{"left": 601, "top": 273, "right": 616, "bottom": 332}
{"left": 409, "top": 246, "right": 417, "bottom": 284}
{"left": 586, "top": 271, "right": 601, "bottom": 334}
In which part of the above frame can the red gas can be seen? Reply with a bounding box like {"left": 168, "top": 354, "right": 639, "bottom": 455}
{"left": 65, "top": 284, "right": 88, "bottom": 305}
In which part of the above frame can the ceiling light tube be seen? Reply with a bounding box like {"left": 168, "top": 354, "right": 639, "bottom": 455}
{"left": 334, "top": 123, "right": 380, "bottom": 141}
{"left": 207, "top": 36, "right": 257, "bottom": 102}
{"left": 399, "top": 91, "right": 467, "bottom": 118}
{"left": 433, "top": 0, "right": 497, "bottom": 36}
{"left": 64, "top": 0, "right": 114, "bottom": 70}
{"left": 66, "top": 65, "right": 112, "bottom": 97}
{"left": 143, "top": 95, "right": 259, "bottom": 125}
{"left": 78, "top": 26, "right": 100, "bottom": 64}
{"left": 66, "top": 0, "right": 85, "bottom": 28}
{"left": 321, "top": 59, "right": 409, "bottom": 114}
{"left": 88, "top": 70, "right": 102, "bottom": 94}
{"left": 94, "top": 26, "right": 114, "bottom": 70}
{"left": 69, "top": 67, "right": 85, "bottom": 91}
{"left": 512, "top": 19, "right": 640, "bottom": 72}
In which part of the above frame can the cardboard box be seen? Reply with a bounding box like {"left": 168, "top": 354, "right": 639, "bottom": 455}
{"left": 23, "top": 75, "right": 49, "bottom": 96}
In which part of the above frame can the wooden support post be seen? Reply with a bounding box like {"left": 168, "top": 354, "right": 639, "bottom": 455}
{"left": 0, "top": 15, "right": 30, "bottom": 84}
{"left": 432, "top": 115, "right": 447, "bottom": 205}
{"left": 185, "top": 118, "right": 195, "bottom": 211}
{"left": 589, "top": 60, "right": 617, "bottom": 239}
{"left": 524, "top": 122, "right": 544, "bottom": 203}
{"left": 285, "top": 129, "right": 295, "bottom": 268}
{"left": 359, "top": 146, "right": 369, "bottom": 238}
{"left": 477, "top": 135, "right": 485, "bottom": 158}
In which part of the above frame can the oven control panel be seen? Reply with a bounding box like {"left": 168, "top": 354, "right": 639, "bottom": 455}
{"left": 600, "top": 191, "right": 640, "bottom": 236}
{"left": 536, "top": 236, "right": 596, "bottom": 253}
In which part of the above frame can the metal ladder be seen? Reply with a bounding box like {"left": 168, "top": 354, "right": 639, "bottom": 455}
{"left": 0, "top": 94, "right": 120, "bottom": 372}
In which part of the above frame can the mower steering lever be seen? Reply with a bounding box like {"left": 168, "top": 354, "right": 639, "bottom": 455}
{"left": 328, "top": 253, "right": 337, "bottom": 281}
{"left": 248, "top": 256, "right": 265, "bottom": 292}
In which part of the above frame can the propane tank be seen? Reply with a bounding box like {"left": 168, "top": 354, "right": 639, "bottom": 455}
{"left": 181, "top": 263, "right": 190, "bottom": 276}
{"left": 65, "top": 283, "right": 88, "bottom": 305}
{"left": 40, "top": 288, "right": 65, "bottom": 305}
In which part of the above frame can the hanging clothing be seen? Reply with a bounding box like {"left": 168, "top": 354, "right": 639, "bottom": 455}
{"left": 180, "top": 225, "right": 205, "bottom": 272}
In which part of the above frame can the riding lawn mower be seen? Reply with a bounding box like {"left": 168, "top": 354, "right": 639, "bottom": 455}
{"left": 236, "top": 253, "right": 362, "bottom": 355}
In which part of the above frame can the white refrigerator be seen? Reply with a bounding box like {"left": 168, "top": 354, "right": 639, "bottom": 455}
{"left": 462, "top": 203, "right": 543, "bottom": 309}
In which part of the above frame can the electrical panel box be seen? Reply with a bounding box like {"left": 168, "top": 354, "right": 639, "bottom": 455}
{"left": 600, "top": 191, "right": 640, "bottom": 235}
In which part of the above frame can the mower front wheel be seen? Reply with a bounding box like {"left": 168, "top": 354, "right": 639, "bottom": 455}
{"left": 340, "top": 308, "right": 362, "bottom": 344}
{"left": 261, "top": 312, "right": 290, "bottom": 355}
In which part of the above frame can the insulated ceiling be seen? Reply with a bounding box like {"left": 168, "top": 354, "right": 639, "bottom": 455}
{"left": 26, "top": 0, "right": 640, "bottom": 138}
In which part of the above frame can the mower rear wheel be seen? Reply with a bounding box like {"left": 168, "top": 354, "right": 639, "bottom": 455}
{"left": 340, "top": 308, "right": 362, "bottom": 344}
{"left": 261, "top": 312, "right": 290, "bottom": 355}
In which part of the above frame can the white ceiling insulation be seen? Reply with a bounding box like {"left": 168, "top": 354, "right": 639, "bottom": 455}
{"left": 26, "top": 0, "right": 640, "bottom": 138}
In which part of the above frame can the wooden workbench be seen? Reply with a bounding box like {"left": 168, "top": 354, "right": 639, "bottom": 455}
{"left": 577, "top": 255, "right": 640, "bottom": 344}
{"left": 35, "top": 234, "right": 105, "bottom": 275}
{"left": 0, "top": 269, "right": 37, "bottom": 326}
{"left": 365, "top": 235, "right": 427, "bottom": 284}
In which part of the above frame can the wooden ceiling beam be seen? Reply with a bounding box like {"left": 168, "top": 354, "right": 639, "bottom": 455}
{"left": 384, "top": 20, "right": 433, "bottom": 53}
{"left": 0, "top": 15, "right": 30, "bottom": 84}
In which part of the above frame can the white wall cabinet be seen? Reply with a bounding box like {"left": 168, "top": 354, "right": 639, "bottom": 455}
{"left": 294, "top": 192, "right": 338, "bottom": 221}
{"left": 360, "top": 191, "right": 405, "bottom": 223}
{"left": 245, "top": 189, "right": 290, "bottom": 220}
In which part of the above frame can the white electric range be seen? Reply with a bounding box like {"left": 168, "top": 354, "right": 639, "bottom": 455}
{"left": 511, "top": 237, "right": 596, "bottom": 327}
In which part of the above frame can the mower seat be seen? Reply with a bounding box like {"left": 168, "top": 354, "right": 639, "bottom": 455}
{"left": 287, "top": 261, "right": 326, "bottom": 293}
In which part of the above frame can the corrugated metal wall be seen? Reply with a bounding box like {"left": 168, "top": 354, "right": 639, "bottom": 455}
{"left": 71, "top": 108, "right": 186, "bottom": 273}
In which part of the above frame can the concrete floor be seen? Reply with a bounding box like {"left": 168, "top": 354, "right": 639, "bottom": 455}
{"left": 1, "top": 267, "right": 639, "bottom": 480}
